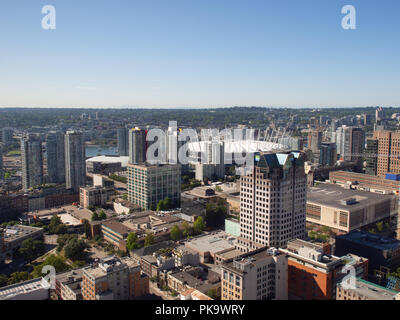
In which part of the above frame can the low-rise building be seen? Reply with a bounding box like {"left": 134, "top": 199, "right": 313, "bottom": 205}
{"left": 82, "top": 256, "right": 149, "bottom": 300}
{"left": 335, "top": 230, "right": 400, "bottom": 275}
{"left": 306, "top": 184, "right": 398, "bottom": 233}
{"left": 330, "top": 171, "right": 400, "bottom": 195}
{"left": 184, "top": 231, "right": 236, "bottom": 263}
{"left": 0, "top": 278, "right": 50, "bottom": 300}
{"left": 280, "top": 239, "right": 350, "bottom": 300}
{"left": 337, "top": 278, "right": 399, "bottom": 300}
{"left": 220, "top": 247, "right": 288, "bottom": 300}
{"left": 80, "top": 186, "right": 107, "bottom": 209}
{"left": 54, "top": 269, "right": 84, "bottom": 300}
{"left": 0, "top": 225, "right": 44, "bottom": 264}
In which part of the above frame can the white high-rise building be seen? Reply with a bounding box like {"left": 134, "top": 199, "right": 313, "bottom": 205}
{"left": 236, "top": 152, "right": 307, "bottom": 252}
{"left": 65, "top": 131, "right": 86, "bottom": 192}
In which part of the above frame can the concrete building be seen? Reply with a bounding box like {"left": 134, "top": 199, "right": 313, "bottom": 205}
{"left": 21, "top": 135, "right": 43, "bottom": 191}
{"left": 0, "top": 278, "right": 50, "bottom": 300}
{"left": 65, "top": 131, "right": 86, "bottom": 192}
{"left": 80, "top": 186, "right": 107, "bottom": 209}
{"left": 46, "top": 131, "right": 65, "bottom": 184}
{"left": 306, "top": 184, "right": 398, "bottom": 233}
{"left": 280, "top": 239, "right": 367, "bottom": 300}
{"left": 308, "top": 130, "right": 322, "bottom": 154}
{"left": 236, "top": 152, "right": 307, "bottom": 252}
{"left": 127, "top": 163, "right": 181, "bottom": 210}
{"left": 335, "top": 230, "right": 400, "bottom": 275}
{"left": 221, "top": 247, "right": 288, "bottom": 300}
{"left": 128, "top": 128, "right": 147, "bottom": 165}
{"left": 86, "top": 156, "right": 129, "bottom": 175}
{"left": 0, "top": 225, "right": 44, "bottom": 264}
{"left": 82, "top": 256, "right": 149, "bottom": 300}
{"left": 117, "top": 127, "right": 129, "bottom": 157}
{"left": 337, "top": 278, "right": 398, "bottom": 300}
{"left": 184, "top": 231, "right": 236, "bottom": 264}
{"left": 55, "top": 269, "right": 84, "bottom": 300}
{"left": 329, "top": 171, "right": 400, "bottom": 195}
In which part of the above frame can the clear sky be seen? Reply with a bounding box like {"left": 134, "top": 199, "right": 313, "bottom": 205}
{"left": 0, "top": 0, "right": 399, "bottom": 108}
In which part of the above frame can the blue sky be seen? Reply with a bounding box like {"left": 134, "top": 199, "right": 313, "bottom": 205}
{"left": 0, "top": 0, "right": 399, "bottom": 108}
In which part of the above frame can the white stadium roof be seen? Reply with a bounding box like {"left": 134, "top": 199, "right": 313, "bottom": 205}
{"left": 86, "top": 156, "right": 130, "bottom": 167}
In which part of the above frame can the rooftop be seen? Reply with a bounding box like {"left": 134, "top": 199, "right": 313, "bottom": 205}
{"left": 336, "top": 230, "right": 400, "bottom": 251}
{"left": 185, "top": 231, "right": 236, "bottom": 255}
{"left": 307, "top": 183, "right": 395, "bottom": 211}
{"left": 0, "top": 278, "right": 50, "bottom": 300}
{"left": 86, "top": 155, "right": 129, "bottom": 167}
{"left": 3, "top": 224, "right": 43, "bottom": 242}
{"left": 339, "top": 278, "right": 398, "bottom": 300}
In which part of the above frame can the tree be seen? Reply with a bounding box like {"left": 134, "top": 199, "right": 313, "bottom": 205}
{"left": 7, "top": 272, "right": 31, "bottom": 285}
{"left": 144, "top": 232, "right": 155, "bottom": 247}
{"left": 19, "top": 238, "right": 44, "bottom": 261}
{"left": 157, "top": 197, "right": 172, "bottom": 211}
{"left": 193, "top": 216, "right": 205, "bottom": 234}
{"left": 170, "top": 225, "right": 182, "bottom": 241}
{"left": 57, "top": 234, "right": 78, "bottom": 250}
{"left": 182, "top": 221, "right": 192, "bottom": 237}
{"left": 98, "top": 210, "right": 107, "bottom": 220}
{"left": 126, "top": 232, "right": 139, "bottom": 251}
{"left": 0, "top": 274, "right": 7, "bottom": 288}
{"left": 64, "top": 238, "right": 88, "bottom": 261}
{"left": 205, "top": 201, "right": 227, "bottom": 229}
{"left": 83, "top": 219, "right": 91, "bottom": 239}
{"left": 31, "top": 255, "right": 70, "bottom": 278}
{"left": 91, "top": 212, "right": 99, "bottom": 221}
{"left": 48, "top": 215, "right": 67, "bottom": 234}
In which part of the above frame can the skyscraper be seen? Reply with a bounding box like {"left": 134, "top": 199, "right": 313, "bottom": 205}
{"left": 236, "top": 152, "right": 307, "bottom": 252}
{"left": 65, "top": 131, "right": 86, "bottom": 192}
{"left": 117, "top": 127, "right": 129, "bottom": 156}
{"left": 319, "top": 142, "right": 337, "bottom": 166}
{"left": 46, "top": 131, "right": 65, "bottom": 184}
{"left": 365, "top": 138, "right": 379, "bottom": 176}
{"left": 128, "top": 128, "right": 146, "bottom": 164}
{"left": 308, "top": 130, "right": 322, "bottom": 154}
{"left": 21, "top": 135, "right": 43, "bottom": 190}
{"left": 335, "top": 126, "right": 365, "bottom": 163}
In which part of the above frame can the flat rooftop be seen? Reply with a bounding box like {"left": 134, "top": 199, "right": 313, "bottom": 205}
{"left": 341, "top": 278, "right": 398, "bottom": 300}
{"left": 307, "top": 184, "right": 395, "bottom": 211}
{"left": 0, "top": 278, "right": 49, "bottom": 300}
{"left": 336, "top": 230, "right": 400, "bottom": 251}
{"left": 2, "top": 225, "right": 43, "bottom": 242}
{"left": 185, "top": 231, "right": 236, "bottom": 255}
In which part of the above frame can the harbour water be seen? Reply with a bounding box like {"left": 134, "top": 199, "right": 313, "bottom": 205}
{"left": 85, "top": 146, "right": 118, "bottom": 157}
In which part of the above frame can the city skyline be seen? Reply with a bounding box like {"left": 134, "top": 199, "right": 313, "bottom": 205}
{"left": 1, "top": 0, "right": 400, "bottom": 108}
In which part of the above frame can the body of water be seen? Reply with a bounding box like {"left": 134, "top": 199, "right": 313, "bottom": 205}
{"left": 85, "top": 146, "right": 118, "bottom": 158}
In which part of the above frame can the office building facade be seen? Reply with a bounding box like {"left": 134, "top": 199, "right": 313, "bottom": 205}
{"left": 127, "top": 163, "right": 181, "bottom": 210}
{"left": 236, "top": 152, "right": 307, "bottom": 251}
